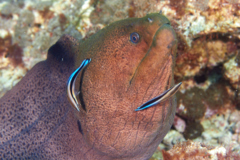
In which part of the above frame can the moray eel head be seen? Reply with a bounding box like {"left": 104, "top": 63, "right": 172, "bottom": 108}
{"left": 72, "top": 13, "right": 178, "bottom": 159}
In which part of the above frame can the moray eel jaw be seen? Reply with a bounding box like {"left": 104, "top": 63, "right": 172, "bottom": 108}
{"left": 72, "top": 13, "right": 178, "bottom": 159}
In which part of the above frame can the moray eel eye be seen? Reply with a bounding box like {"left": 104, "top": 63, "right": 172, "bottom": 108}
{"left": 130, "top": 32, "right": 140, "bottom": 44}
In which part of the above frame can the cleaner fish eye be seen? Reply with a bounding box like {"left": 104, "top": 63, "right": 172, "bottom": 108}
{"left": 130, "top": 32, "right": 140, "bottom": 44}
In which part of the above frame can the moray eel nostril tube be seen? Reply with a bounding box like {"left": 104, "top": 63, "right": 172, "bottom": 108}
{"left": 0, "top": 13, "right": 180, "bottom": 159}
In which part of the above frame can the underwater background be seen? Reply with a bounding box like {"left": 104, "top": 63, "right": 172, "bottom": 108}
{"left": 0, "top": 0, "right": 239, "bottom": 159}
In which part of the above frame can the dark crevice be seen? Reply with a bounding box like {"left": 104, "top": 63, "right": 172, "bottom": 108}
{"left": 192, "top": 32, "right": 240, "bottom": 43}
{"left": 194, "top": 73, "right": 207, "bottom": 84}
{"left": 194, "top": 63, "right": 223, "bottom": 84}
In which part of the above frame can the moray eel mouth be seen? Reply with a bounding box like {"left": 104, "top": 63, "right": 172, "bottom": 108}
{"left": 128, "top": 21, "right": 181, "bottom": 111}
{"left": 121, "top": 16, "right": 180, "bottom": 158}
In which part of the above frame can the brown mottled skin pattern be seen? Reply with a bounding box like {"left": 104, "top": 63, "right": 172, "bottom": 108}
{"left": 0, "top": 13, "right": 177, "bottom": 159}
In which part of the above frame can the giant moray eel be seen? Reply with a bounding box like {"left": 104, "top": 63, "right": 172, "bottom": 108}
{"left": 0, "top": 13, "right": 180, "bottom": 159}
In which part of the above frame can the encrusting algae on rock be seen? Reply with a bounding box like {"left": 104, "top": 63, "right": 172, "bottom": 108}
{"left": 162, "top": 140, "right": 240, "bottom": 160}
